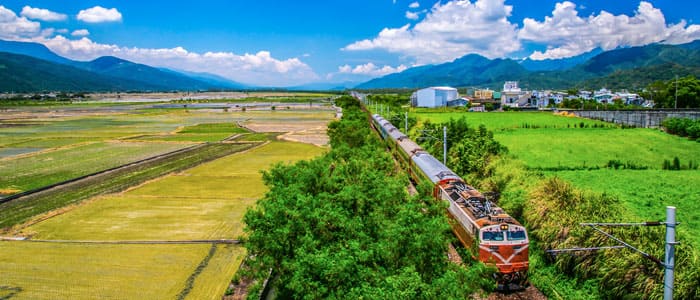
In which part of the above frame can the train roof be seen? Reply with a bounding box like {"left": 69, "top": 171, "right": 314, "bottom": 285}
{"left": 411, "top": 152, "right": 460, "bottom": 184}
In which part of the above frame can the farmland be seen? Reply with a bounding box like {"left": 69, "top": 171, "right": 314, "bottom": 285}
{"left": 0, "top": 105, "right": 333, "bottom": 196}
{"left": 5, "top": 141, "right": 324, "bottom": 299}
{"left": 0, "top": 100, "right": 333, "bottom": 299}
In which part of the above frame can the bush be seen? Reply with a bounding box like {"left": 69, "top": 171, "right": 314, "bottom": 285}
{"left": 662, "top": 117, "right": 700, "bottom": 140}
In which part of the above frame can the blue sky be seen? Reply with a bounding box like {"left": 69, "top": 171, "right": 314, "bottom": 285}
{"left": 0, "top": 0, "right": 699, "bottom": 86}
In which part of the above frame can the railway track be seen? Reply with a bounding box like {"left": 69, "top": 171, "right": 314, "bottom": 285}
{"left": 476, "top": 286, "right": 547, "bottom": 300}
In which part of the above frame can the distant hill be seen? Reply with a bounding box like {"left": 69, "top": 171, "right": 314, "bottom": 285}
{"left": 519, "top": 48, "right": 602, "bottom": 71}
{"left": 0, "top": 39, "right": 73, "bottom": 66}
{"left": 0, "top": 39, "right": 247, "bottom": 92}
{"left": 356, "top": 40, "right": 700, "bottom": 90}
{"left": 0, "top": 52, "right": 163, "bottom": 92}
{"left": 357, "top": 54, "right": 528, "bottom": 89}
{"left": 170, "top": 69, "right": 249, "bottom": 90}
{"left": 288, "top": 81, "right": 360, "bottom": 91}
{"left": 76, "top": 56, "right": 220, "bottom": 91}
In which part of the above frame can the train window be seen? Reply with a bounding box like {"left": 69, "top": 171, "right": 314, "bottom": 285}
{"left": 507, "top": 230, "right": 527, "bottom": 241}
{"left": 482, "top": 231, "right": 504, "bottom": 241}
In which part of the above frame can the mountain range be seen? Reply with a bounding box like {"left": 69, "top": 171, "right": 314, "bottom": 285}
{"left": 0, "top": 40, "right": 247, "bottom": 92}
{"left": 2, "top": 39, "right": 700, "bottom": 92}
{"left": 357, "top": 40, "right": 700, "bottom": 90}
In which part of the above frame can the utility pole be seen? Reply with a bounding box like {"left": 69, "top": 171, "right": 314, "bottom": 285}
{"left": 675, "top": 75, "right": 678, "bottom": 109}
{"left": 404, "top": 111, "right": 408, "bottom": 133}
{"left": 664, "top": 206, "right": 676, "bottom": 300}
{"left": 443, "top": 126, "right": 447, "bottom": 165}
{"left": 546, "top": 206, "right": 679, "bottom": 300}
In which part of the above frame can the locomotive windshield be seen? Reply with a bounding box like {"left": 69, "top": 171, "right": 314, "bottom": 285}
{"left": 507, "top": 230, "right": 527, "bottom": 241}
{"left": 481, "top": 231, "right": 504, "bottom": 241}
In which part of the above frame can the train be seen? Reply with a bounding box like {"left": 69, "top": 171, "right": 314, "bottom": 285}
{"left": 369, "top": 112, "right": 529, "bottom": 290}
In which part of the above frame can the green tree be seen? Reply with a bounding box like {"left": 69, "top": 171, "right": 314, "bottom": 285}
{"left": 243, "top": 96, "right": 492, "bottom": 299}
{"left": 652, "top": 76, "right": 700, "bottom": 108}
{"left": 417, "top": 118, "right": 506, "bottom": 179}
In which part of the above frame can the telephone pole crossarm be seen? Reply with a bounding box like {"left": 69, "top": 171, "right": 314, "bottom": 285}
{"left": 546, "top": 207, "right": 678, "bottom": 300}
{"left": 580, "top": 221, "right": 666, "bottom": 227}
{"left": 546, "top": 245, "right": 625, "bottom": 255}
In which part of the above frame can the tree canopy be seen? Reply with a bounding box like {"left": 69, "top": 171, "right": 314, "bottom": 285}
{"left": 243, "top": 96, "right": 492, "bottom": 299}
{"left": 649, "top": 75, "right": 700, "bottom": 108}
{"left": 417, "top": 117, "right": 507, "bottom": 179}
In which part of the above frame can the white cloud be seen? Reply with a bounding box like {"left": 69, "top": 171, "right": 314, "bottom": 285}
{"left": 77, "top": 6, "right": 122, "bottom": 23}
{"left": 405, "top": 11, "right": 419, "bottom": 20}
{"left": 520, "top": 1, "right": 700, "bottom": 60}
{"left": 0, "top": 6, "right": 315, "bottom": 86}
{"left": 20, "top": 6, "right": 67, "bottom": 22}
{"left": 337, "top": 63, "right": 408, "bottom": 76}
{"left": 409, "top": 2, "right": 420, "bottom": 9}
{"left": 39, "top": 36, "right": 318, "bottom": 86}
{"left": 0, "top": 6, "right": 42, "bottom": 40}
{"left": 71, "top": 29, "right": 89, "bottom": 37}
{"left": 344, "top": 0, "right": 520, "bottom": 63}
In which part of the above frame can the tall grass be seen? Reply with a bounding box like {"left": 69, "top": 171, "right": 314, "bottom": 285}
{"left": 523, "top": 177, "right": 699, "bottom": 299}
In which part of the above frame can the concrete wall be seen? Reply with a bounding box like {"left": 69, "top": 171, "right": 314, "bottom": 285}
{"left": 570, "top": 110, "right": 700, "bottom": 128}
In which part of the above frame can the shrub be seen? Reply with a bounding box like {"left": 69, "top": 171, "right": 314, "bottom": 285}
{"left": 662, "top": 118, "right": 700, "bottom": 140}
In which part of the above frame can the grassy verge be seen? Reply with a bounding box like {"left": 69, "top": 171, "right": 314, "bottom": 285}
{"left": 0, "top": 142, "right": 256, "bottom": 229}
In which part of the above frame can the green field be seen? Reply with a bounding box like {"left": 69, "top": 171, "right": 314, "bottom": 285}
{"left": 414, "top": 110, "right": 700, "bottom": 298}
{"left": 415, "top": 110, "right": 700, "bottom": 223}
{"left": 0, "top": 143, "right": 255, "bottom": 229}
{"left": 130, "top": 122, "right": 248, "bottom": 142}
{"left": 497, "top": 128, "right": 700, "bottom": 169}
{"left": 552, "top": 169, "right": 700, "bottom": 246}
{"left": 4, "top": 141, "right": 325, "bottom": 299}
{"left": 412, "top": 110, "right": 610, "bottom": 131}
{"left": 0, "top": 141, "right": 192, "bottom": 192}
{"left": 0, "top": 107, "right": 333, "bottom": 195}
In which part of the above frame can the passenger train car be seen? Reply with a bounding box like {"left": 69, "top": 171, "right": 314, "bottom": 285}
{"left": 370, "top": 113, "right": 529, "bottom": 290}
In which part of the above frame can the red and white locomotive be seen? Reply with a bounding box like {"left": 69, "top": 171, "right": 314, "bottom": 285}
{"left": 370, "top": 113, "right": 529, "bottom": 290}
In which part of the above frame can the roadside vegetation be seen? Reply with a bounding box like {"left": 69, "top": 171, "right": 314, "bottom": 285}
{"left": 242, "top": 96, "right": 493, "bottom": 299}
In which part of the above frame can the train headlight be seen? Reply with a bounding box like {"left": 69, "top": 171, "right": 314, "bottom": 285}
{"left": 500, "top": 224, "right": 509, "bottom": 231}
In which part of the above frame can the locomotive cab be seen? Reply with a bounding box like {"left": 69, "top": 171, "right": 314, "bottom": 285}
{"left": 478, "top": 223, "right": 529, "bottom": 290}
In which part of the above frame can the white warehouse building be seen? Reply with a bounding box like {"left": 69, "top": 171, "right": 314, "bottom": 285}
{"left": 411, "top": 86, "right": 459, "bottom": 108}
